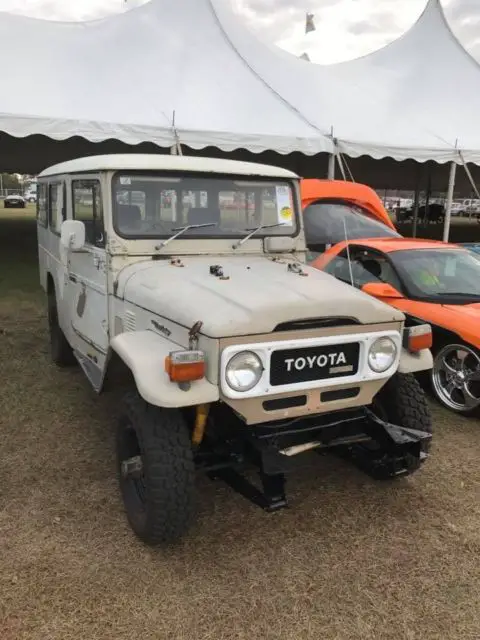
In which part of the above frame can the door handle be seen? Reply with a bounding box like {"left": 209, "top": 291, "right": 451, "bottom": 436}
{"left": 69, "top": 274, "right": 77, "bottom": 283}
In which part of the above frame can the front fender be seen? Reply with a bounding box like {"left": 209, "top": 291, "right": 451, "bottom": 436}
{"left": 398, "top": 347, "right": 433, "bottom": 374}
{"left": 110, "top": 331, "right": 219, "bottom": 408}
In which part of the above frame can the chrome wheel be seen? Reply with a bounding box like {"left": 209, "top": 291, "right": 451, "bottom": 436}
{"left": 431, "top": 343, "right": 480, "bottom": 413}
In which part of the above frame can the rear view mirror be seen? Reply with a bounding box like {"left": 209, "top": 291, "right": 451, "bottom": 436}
{"left": 361, "top": 282, "right": 403, "bottom": 299}
{"left": 61, "top": 220, "right": 85, "bottom": 251}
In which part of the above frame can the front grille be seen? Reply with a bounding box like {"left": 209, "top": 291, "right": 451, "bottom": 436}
{"left": 263, "top": 395, "right": 307, "bottom": 412}
{"left": 270, "top": 342, "right": 360, "bottom": 386}
{"left": 274, "top": 317, "right": 359, "bottom": 332}
{"left": 321, "top": 387, "right": 360, "bottom": 402}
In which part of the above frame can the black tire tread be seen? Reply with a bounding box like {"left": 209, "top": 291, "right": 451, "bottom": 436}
{"left": 380, "top": 372, "right": 432, "bottom": 447}
{"left": 119, "top": 392, "right": 195, "bottom": 545}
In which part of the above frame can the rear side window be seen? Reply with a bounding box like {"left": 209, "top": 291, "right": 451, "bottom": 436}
{"left": 48, "top": 183, "right": 65, "bottom": 234}
{"left": 37, "top": 183, "right": 47, "bottom": 227}
{"left": 72, "top": 180, "right": 104, "bottom": 247}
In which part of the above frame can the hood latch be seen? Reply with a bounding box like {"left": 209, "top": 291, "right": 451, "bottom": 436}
{"left": 288, "top": 262, "right": 308, "bottom": 277}
{"left": 189, "top": 320, "right": 203, "bottom": 350}
{"left": 210, "top": 264, "right": 230, "bottom": 280}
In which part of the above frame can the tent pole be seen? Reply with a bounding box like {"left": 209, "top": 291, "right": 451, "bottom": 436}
{"left": 412, "top": 187, "right": 420, "bottom": 238}
{"left": 443, "top": 160, "right": 457, "bottom": 243}
{"left": 411, "top": 166, "right": 422, "bottom": 238}
{"left": 327, "top": 152, "right": 335, "bottom": 179}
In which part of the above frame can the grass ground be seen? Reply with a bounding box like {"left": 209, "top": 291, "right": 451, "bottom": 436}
{"left": 0, "top": 207, "right": 479, "bottom": 640}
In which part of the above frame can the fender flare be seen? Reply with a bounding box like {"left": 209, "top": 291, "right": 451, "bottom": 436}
{"left": 110, "top": 331, "right": 219, "bottom": 408}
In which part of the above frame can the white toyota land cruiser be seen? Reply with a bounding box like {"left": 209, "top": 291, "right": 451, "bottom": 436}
{"left": 37, "top": 154, "right": 433, "bottom": 546}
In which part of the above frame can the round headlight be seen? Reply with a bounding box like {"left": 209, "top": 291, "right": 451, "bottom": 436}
{"left": 225, "top": 351, "right": 263, "bottom": 392}
{"left": 368, "top": 337, "right": 397, "bottom": 373}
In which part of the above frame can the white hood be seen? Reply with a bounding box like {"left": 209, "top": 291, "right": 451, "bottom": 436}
{"left": 116, "top": 255, "right": 404, "bottom": 338}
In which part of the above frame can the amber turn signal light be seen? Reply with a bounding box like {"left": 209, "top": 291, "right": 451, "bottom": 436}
{"left": 165, "top": 350, "right": 206, "bottom": 382}
{"left": 404, "top": 324, "right": 432, "bottom": 353}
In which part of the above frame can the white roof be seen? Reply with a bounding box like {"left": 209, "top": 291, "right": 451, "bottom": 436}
{"left": 0, "top": 0, "right": 479, "bottom": 166}
{"left": 38, "top": 154, "right": 299, "bottom": 179}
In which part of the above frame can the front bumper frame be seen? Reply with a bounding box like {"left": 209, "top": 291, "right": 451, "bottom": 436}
{"left": 195, "top": 406, "right": 432, "bottom": 511}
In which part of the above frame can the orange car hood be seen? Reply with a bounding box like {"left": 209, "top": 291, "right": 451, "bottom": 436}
{"left": 385, "top": 298, "right": 480, "bottom": 350}
{"left": 300, "top": 179, "right": 396, "bottom": 231}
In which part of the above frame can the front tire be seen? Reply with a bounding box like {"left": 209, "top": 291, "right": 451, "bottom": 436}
{"left": 375, "top": 372, "right": 432, "bottom": 451}
{"left": 117, "top": 393, "right": 195, "bottom": 546}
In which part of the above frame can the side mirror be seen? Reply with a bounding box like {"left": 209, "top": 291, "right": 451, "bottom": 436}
{"left": 361, "top": 281, "right": 403, "bottom": 299}
{"left": 60, "top": 220, "right": 85, "bottom": 251}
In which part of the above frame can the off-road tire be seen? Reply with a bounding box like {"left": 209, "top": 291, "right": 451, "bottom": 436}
{"left": 47, "top": 290, "right": 76, "bottom": 367}
{"left": 374, "top": 372, "right": 433, "bottom": 453}
{"left": 117, "top": 392, "right": 195, "bottom": 546}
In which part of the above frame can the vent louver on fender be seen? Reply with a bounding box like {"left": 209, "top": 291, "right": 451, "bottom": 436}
{"left": 123, "top": 310, "right": 136, "bottom": 332}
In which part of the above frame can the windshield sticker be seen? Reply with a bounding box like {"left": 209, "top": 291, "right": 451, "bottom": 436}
{"left": 120, "top": 177, "right": 131, "bottom": 185}
{"left": 275, "top": 186, "right": 293, "bottom": 224}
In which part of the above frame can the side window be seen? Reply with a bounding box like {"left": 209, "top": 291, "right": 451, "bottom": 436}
{"left": 37, "top": 183, "right": 47, "bottom": 227}
{"left": 72, "top": 180, "right": 104, "bottom": 247}
{"left": 48, "top": 183, "right": 65, "bottom": 234}
{"left": 324, "top": 252, "right": 356, "bottom": 285}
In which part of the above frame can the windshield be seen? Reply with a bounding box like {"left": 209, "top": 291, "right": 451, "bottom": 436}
{"left": 390, "top": 249, "right": 480, "bottom": 301}
{"left": 303, "top": 200, "right": 400, "bottom": 247}
{"left": 112, "top": 173, "right": 297, "bottom": 239}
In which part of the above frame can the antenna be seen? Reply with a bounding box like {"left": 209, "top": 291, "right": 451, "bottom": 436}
{"left": 343, "top": 218, "right": 354, "bottom": 287}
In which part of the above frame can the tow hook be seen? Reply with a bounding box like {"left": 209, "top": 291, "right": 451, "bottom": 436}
{"left": 121, "top": 455, "right": 143, "bottom": 479}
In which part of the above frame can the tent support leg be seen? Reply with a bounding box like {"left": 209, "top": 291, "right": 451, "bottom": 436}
{"left": 443, "top": 161, "right": 457, "bottom": 243}
{"left": 412, "top": 185, "right": 420, "bottom": 238}
{"left": 327, "top": 153, "right": 335, "bottom": 180}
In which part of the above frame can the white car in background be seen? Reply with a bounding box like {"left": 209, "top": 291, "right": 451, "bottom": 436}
{"left": 4, "top": 193, "right": 26, "bottom": 208}
{"left": 25, "top": 191, "right": 37, "bottom": 203}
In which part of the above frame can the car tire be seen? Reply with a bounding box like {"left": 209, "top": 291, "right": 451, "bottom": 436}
{"left": 430, "top": 341, "right": 480, "bottom": 416}
{"left": 372, "top": 372, "right": 432, "bottom": 463}
{"left": 47, "top": 290, "right": 76, "bottom": 367}
{"left": 117, "top": 392, "right": 195, "bottom": 546}
{"left": 4, "top": 202, "right": 9, "bottom": 208}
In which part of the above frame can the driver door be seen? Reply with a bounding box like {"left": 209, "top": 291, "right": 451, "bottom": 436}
{"left": 64, "top": 177, "right": 109, "bottom": 391}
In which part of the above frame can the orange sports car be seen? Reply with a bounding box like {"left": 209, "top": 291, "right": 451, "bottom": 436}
{"left": 301, "top": 179, "right": 480, "bottom": 416}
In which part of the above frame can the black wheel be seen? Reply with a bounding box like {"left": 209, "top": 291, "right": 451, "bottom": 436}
{"left": 117, "top": 392, "right": 195, "bottom": 546}
{"left": 371, "top": 372, "right": 433, "bottom": 468}
{"left": 47, "top": 290, "right": 76, "bottom": 367}
{"left": 378, "top": 370, "right": 431, "bottom": 429}
{"left": 4, "top": 202, "right": 9, "bottom": 208}
{"left": 431, "top": 341, "right": 480, "bottom": 416}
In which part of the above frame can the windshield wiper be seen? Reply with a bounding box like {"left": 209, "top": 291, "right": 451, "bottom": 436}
{"left": 232, "top": 223, "right": 288, "bottom": 250}
{"left": 155, "top": 222, "right": 217, "bottom": 249}
{"left": 438, "top": 292, "right": 480, "bottom": 298}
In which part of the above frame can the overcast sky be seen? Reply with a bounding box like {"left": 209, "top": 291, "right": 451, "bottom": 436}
{"left": 0, "top": 0, "right": 479, "bottom": 64}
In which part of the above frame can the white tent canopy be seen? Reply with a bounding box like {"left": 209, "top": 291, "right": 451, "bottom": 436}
{"left": 215, "top": 0, "right": 480, "bottom": 165}
{"left": 0, "top": 1, "right": 331, "bottom": 157}
{"left": 0, "top": 0, "right": 479, "bottom": 169}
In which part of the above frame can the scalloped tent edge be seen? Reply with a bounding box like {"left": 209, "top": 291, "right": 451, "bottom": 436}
{"left": 0, "top": 0, "right": 479, "bottom": 177}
